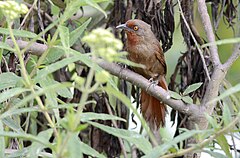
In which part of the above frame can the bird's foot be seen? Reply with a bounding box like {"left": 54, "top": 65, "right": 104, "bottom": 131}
{"left": 146, "top": 78, "right": 159, "bottom": 92}
{"left": 119, "top": 64, "right": 127, "bottom": 78}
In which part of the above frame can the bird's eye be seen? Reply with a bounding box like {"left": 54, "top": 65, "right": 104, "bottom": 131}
{"left": 133, "top": 26, "right": 139, "bottom": 31}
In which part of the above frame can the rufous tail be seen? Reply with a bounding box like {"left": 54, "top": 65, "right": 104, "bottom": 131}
{"left": 141, "top": 77, "right": 168, "bottom": 129}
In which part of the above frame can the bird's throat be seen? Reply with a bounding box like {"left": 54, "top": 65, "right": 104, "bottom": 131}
{"left": 126, "top": 32, "right": 140, "bottom": 46}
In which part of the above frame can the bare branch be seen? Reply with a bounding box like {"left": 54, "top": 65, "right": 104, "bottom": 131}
{"left": 1, "top": 39, "right": 200, "bottom": 116}
{"left": 197, "top": 0, "right": 221, "bottom": 67}
{"left": 97, "top": 60, "right": 200, "bottom": 116}
{"left": 223, "top": 43, "right": 240, "bottom": 70}
{"left": 6, "top": 39, "right": 47, "bottom": 56}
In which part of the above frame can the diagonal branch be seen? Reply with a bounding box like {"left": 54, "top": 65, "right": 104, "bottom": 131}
{"left": 197, "top": 0, "right": 221, "bottom": 67}
{"left": 2, "top": 39, "right": 200, "bottom": 116}
{"left": 97, "top": 59, "right": 200, "bottom": 115}
{"left": 223, "top": 43, "right": 240, "bottom": 70}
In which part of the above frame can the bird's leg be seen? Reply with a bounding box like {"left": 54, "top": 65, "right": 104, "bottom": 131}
{"left": 146, "top": 75, "right": 160, "bottom": 92}
{"left": 118, "top": 64, "right": 127, "bottom": 78}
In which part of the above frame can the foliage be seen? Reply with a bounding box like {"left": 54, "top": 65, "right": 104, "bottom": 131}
{"left": 0, "top": 0, "right": 239, "bottom": 158}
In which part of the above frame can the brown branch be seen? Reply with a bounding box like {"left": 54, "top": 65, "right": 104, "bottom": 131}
{"left": 197, "top": 0, "right": 221, "bottom": 67}
{"left": 1, "top": 39, "right": 200, "bottom": 116}
{"left": 223, "top": 43, "right": 240, "bottom": 70}
{"left": 97, "top": 60, "right": 200, "bottom": 116}
{"left": 6, "top": 39, "right": 48, "bottom": 56}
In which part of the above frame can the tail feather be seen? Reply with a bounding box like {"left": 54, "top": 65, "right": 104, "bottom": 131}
{"left": 141, "top": 77, "right": 168, "bottom": 129}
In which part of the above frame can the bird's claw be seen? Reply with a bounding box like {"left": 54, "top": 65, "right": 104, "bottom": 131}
{"left": 146, "top": 78, "right": 158, "bottom": 92}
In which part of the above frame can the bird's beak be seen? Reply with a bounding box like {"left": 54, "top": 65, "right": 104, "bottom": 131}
{"left": 116, "top": 23, "right": 128, "bottom": 30}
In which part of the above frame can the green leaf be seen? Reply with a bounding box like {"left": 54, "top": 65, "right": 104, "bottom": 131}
{"left": 222, "top": 103, "right": 232, "bottom": 127}
{"left": 182, "top": 96, "right": 193, "bottom": 104}
{"left": 0, "top": 132, "right": 52, "bottom": 148}
{"left": 39, "top": 76, "right": 60, "bottom": 123}
{"left": 13, "top": 83, "right": 72, "bottom": 109}
{"left": 169, "top": 90, "right": 182, "bottom": 100}
{"left": 61, "top": 0, "right": 107, "bottom": 22}
{"left": 34, "top": 55, "right": 85, "bottom": 81}
{"left": 0, "top": 107, "right": 39, "bottom": 119}
{"left": 81, "top": 112, "right": 126, "bottom": 122}
{"left": 84, "top": 0, "right": 107, "bottom": 18}
{"left": 183, "top": 83, "right": 202, "bottom": 95}
{"left": 203, "top": 150, "right": 227, "bottom": 158}
{"left": 0, "top": 121, "right": 5, "bottom": 158}
{"left": 208, "top": 83, "right": 240, "bottom": 104}
{"left": 59, "top": 25, "right": 70, "bottom": 48}
{"left": 44, "top": 47, "right": 65, "bottom": 64}
{"left": 201, "top": 37, "right": 240, "bottom": 48}
{"left": 205, "top": 114, "right": 220, "bottom": 129}
{"left": 0, "top": 28, "right": 39, "bottom": 39}
{"left": 2, "top": 117, "right": 24, "bottom": 133}
{"left": 79, "top": 139, "right": 105, "bottom": 158}
{"left": 7, "top": 148, "right": 28, "bottom": 158}
{"left": 69, "top": 18, "right": 92, "bottom": 46}
{"left": 28, "top": 129, "right": 53, "bottom": 158}
{"left": 0, "top": 72, "right": 21, "bottom": 90}
{"left": 0, "top": 42, "right": 14, "bottom": 52}
{"left": 67, "top": 133, "right": 105, "bottom": 158}
{"left": 143, "top": 130, "right": 210, "bottom": 158}
{"left": 0, "top": 88, "right": 29, "bottom": 103}
{"left": 216, "top": 135, "right": 232, "bottom": 158}
{"left": 88, "top": 121, "right": 152, "bottom": 154}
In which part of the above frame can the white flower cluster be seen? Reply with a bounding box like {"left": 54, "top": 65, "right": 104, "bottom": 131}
{"left": 0, "top": 1, "right": 28, "bottom": 20}
{"left": 82, "top": 28, "right": 123, "bottom": 62}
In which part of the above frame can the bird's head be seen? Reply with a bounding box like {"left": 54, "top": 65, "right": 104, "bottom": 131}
{"left": 116, "top": 19, "right": 152, "bottom": 38}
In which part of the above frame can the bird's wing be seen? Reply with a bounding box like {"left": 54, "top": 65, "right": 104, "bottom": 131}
{"left": 154, "top": 45, "right": 167, "bottom": 74}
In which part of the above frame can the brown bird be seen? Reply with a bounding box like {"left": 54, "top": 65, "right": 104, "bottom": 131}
{"left": 117, "top": 19, "right": 168, "bottom": 129}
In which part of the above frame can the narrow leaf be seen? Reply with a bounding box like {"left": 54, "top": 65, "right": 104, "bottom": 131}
{"left": 58, "top": 25, "right": 70, "bottom": 48}
{"left": 201, "top": 37, "right": 240, "bottom": 48}
{"left": 183, "top": 83, "right": 203, "bottom": 95}
{"left": 216, "top": 135, "right": 232, "bottom": 158}
{"left": 34, "top": 55, "right": 84, "bottom": 81}
{"left": 0, "top": 72, "right": 21, "bottom": 90}
{"left": 81, "top": 112, "right": 126, "bottom": 122}
{"left": 29, "top": 129, "right": 53, "bottom": 158}
{"left": 209, "top": 83, "right": 240, "bottom": 104}
{"left": 2, "top": 117, "right": 24, "bottom": 133}
{"left": 169, "top": 90, "right": 182, "bottom": 100}
{"left": 84, "top": 0, "right": 107, "bottom": 18}
{"left": 67, "top": 133, "right": 105, "bottom": 158}
{"left": 0, "top": 121, "right": 5, "bottom": 158}
{"left": 70, "top": 18, "right": 92, "bottom": 46}
{"left": 205, "top": 114, "right": 220, "bottom": 129}
{"left": 0, "top": 42, "right": 15, "bottom": 52}
{"left": 88, "top": 121, "right": 152, "bottom": 154}
{"left": 0, "top": 132, "right": 52, "bottom": 148}
{"left": 182, "top": 96, "right": 193, "bottom": 104}
{"left": 0, "top": 28, "right": 38, "bottom": 39}
{"left": 0, "top": 88, "right": 29, "bottom": 103}
{"left": 203, "top": 150, "right": 227, "bottom": 158}
{"left": 222, "top": 103, "right": 232, "bottom": 127}
{"left": 143, "top": 130, "right": 211, "bottom": 158}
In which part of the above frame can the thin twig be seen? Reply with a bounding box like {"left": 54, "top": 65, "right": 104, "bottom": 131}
{"left": 24, "top": 2, "right": 54, "bottom": 23}
{"left": 177, "top": 0, "right": 211, "bottom": 81}
{"left": 19, "top": 0, "right": 37, "bottom": 29}
{"left": 223, "top": 43, "right": 240, "bottom": 70}
{"left": 197, "top": 0, "right": 221, "bottom": 67}
{"left": 104, "top": 97, "right": 128, "bottom": 158}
